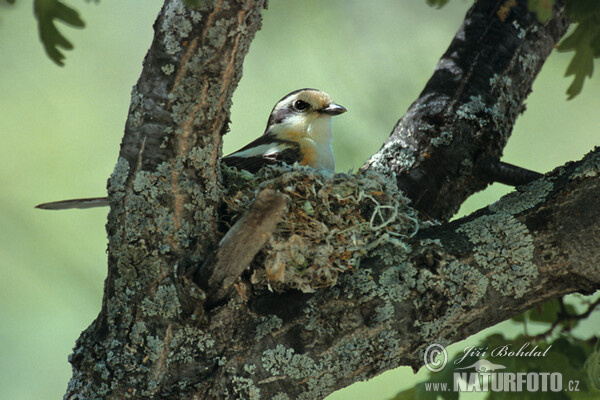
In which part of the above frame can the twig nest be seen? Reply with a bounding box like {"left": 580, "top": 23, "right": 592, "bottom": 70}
{"left": 222, "top": 164, "right": 419, "bottom": 292}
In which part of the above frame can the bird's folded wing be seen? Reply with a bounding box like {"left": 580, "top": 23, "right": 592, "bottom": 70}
{"left": 222, "top": 135, "right": 301, "bottom": 173}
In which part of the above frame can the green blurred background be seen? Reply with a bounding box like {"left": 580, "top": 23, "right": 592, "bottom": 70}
{"left": 1, "top": 1, "right": 598, "bottom": 399}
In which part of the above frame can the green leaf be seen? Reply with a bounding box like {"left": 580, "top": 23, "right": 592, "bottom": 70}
{"left": 528, "top": 299, "right": 560, "bottom": 324}
{"left": 561, "top": 302, "right": 580, "bottom": 329}
{"left": 34, "top": 0, "right": 85, "bottom": 66}
{"left": 511, "top": 298, "right": 563, "bottom": 326}
{"left": 528, "top": 0, "right": 555, "bottom": 23}
{"left": 426, "top": 0, "right": 450, "bottom": 9}
{"left": 564, "top": 41, "right": 594, "bottom": 100}
{"left": 389, "top": 386, "right": 418, "bottom": 400}
{"left": 564, "top": 0, "right": 600, "bottom": 23}
{"left": 558, "top": 3, "right": 600, "bottom": 99}
{"left": 512, "top": 311, "right": 526, "bottom": 322}
{"left": 585, "top": 341, "right": 600, "bottom": 390}
{"left": 390, "top": 332, "right": 598, "bottom": 400}
{"left": 590, "top": 31, "right": 600, "bottom": 58}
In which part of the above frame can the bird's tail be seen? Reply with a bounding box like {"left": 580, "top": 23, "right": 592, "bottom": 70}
{"left": 35, "top": 197, "right": 109, "bottom": 210}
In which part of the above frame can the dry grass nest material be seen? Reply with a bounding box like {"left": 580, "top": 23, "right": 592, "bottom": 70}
{"left": 221, "top": 165, "right": 419, "bottom": 293}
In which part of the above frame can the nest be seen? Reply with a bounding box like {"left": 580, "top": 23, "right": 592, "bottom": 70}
{"left": 221, "top": 165, "right": 419, "bottom": 293}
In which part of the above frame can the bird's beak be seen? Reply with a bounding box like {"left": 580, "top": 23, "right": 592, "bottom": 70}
{"left": 320, "top": 103, "right": 347, "bottom": 115}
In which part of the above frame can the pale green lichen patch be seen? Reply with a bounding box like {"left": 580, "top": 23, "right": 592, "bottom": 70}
{"left": 457, "top": 213, "right": 537, "bottom": 298}
{"left": 374, "top": 301, "right": 396, "bottom": 323}
{"left": 255, "top": 315, "right": 283, "bottom": 341}
{"left": 161, "top": 63, "right": 175, "bottom": 75}
{"left": 134, "top": 326, "right": 216, "bottom": 394}
{"left": 207, "top": 18, "right": 230, "bottom": 48}
{"left": 518, "top": 53, "right": 539, "bottom": 76}
{"left": 489, "top": 177, "right": 554, "bottom": 214}
{"left": 301, "top": 296, "right": 333, "bottom": 336}
{"left": 412, "top": 258, "right": 488, "bottom": 338}
{"left": 366, "top": 141, "right": 417, "bottom": 174}
{"left": 145, "top": 335, "right": 165, "bottom": 363}
{"left": 377, "top": 262, "right": 413, "bottom": 304}
{"left": 261, "top": 345, "right": 334, "bottom": 399}
{"left": 231, "top": 375, "right": 261, "bottom": 399}
{"left": 117, "top": 144, "right": 221, "bottom": 255}
{"left": 222, "top": 165, "right": 418, "bottom": 292}
{"left": 441, "top": 260, "right": 488, "bottom": 308}
{"left": 395, "top": 147, "right": 417, "bottom": 170}
{"left": 344, "top": 268, "right": 378, "bottom": 300}
{"left": 261, "top": 345, "right": 318, "bottom": 379}
{"left": 377, "top": 238, "right": 489, "bottom": 334}
{"left": 244, "top": 363, "right": 257, "bottom": 375}
{"left": 130, "top": 321, "right": 148, "bottom": 347}
{"left": 572, "top": 149, "right": 600, "bottom": 179}
{"left": 161, "top": 0, "right": 193, "bottom": 55}
{"left": 127, "top": 87, "right": 145, "bottom": 129}
{"left": 108, "top": 157, "right": 130, "bottom": 199}
{"left": 458, "top": 72, "right": 523, "bottom": 137}
{"left": 457, "top": 95, "right": 486, "bottom": 118}
{"left": 166, "top": 326, "right": 215, "bottom": 363}
{"left": 258, "top": 332, "right": 408, "bottom": 399}
{"left": 431, "top": 131, "right": 453, "bottom": 147}
{"left": 490, "top": 73, "right": 513, "bottom": 89}
{"left": 133, "top": 170, "right": 165, "bottom": 198}
{"left": 141, "top": 283, "right": 182, "bottom": 318}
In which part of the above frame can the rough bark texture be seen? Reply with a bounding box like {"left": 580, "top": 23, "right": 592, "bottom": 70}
{"left": 362, "top": 0, "right": 569, "bottom": 221}
{"left": 64, "top": 1, "right": 600, "bottom": 400}
{"left": 65, "top": 0, "right": 267, "bottom": 398}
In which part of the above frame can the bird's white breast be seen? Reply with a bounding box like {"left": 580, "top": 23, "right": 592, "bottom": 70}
{"left": 306, "top": 116, "right": 335, "bottom": 170}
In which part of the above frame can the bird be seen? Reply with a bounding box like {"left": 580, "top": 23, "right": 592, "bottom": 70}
{"left": 36, "top": 88, "right": 346, "bottom": 210}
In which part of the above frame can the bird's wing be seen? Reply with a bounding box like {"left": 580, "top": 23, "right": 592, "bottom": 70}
{"left": 222, "top": 135, "right": 301, "bottom": 173}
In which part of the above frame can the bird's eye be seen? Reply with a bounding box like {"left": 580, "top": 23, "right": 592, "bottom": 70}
{"left": 293, "top": 100, "right": 309, "bottom": 111}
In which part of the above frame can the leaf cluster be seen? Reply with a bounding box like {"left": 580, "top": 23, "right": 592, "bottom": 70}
{"left": 2, "top": 0, "right": 86, "bottom": 65}
{"left": 391, "top": 296, "right": 600, "bottom": 399}
{"left": 34, "top": 0, "right": 85, "bottom": 66}
{"left": 558, "top": 1, "right": 600, "bottom": 99}
{"left": 3, "top": 0, "right": 600, "bottom": 99}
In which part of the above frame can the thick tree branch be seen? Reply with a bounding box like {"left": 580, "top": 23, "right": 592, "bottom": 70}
{"left": 362, "top": 0, "right": 569, "bottom": 221}
{"left": 196, "top": 148, "right": 600, "bottom": 399}
{"left": 66, "top": 0, "right": 267, "bottom": 398}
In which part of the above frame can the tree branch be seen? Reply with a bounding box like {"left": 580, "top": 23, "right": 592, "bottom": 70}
{"left": 65, "top": 0, "right": 267, "bottom": 398}
{"left": 530, "top": 297, "right": 600, "bottom": 341}
{"left": 362, "top": 0, "right": 569, "bottom": 221}
{"left": 197, "top": 148, "right": 599, "bottom": 399}
{"left": 476, "top": 156, "right": 543, "bottom": 186}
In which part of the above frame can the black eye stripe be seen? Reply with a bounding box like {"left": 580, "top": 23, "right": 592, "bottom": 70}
{"left": 267, "top": 107, "right": 293, "bottom": 127}
{"left": 265, "top": 95, "right": 317, "bottom": 128}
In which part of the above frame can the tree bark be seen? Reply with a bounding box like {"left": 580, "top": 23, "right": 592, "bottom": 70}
{"left": 65, "top": 0, "right": 268, "bottom": 398}
{"left": 362, "top": 0, "right": 569, "bottom": 221}
{"left": 65, "top": 1, "right": 600, "bottom": 399}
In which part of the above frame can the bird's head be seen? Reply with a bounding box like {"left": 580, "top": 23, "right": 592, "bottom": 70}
{"left": 265, "top": 88, "right": 346, "bottom": 144}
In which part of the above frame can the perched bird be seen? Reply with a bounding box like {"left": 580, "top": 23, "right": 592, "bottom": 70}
{"left": 36, "top": 88, "right": 346, "bottom": 210}
{"left": 223, "top": 88, "right": 346, "bottom": 173}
